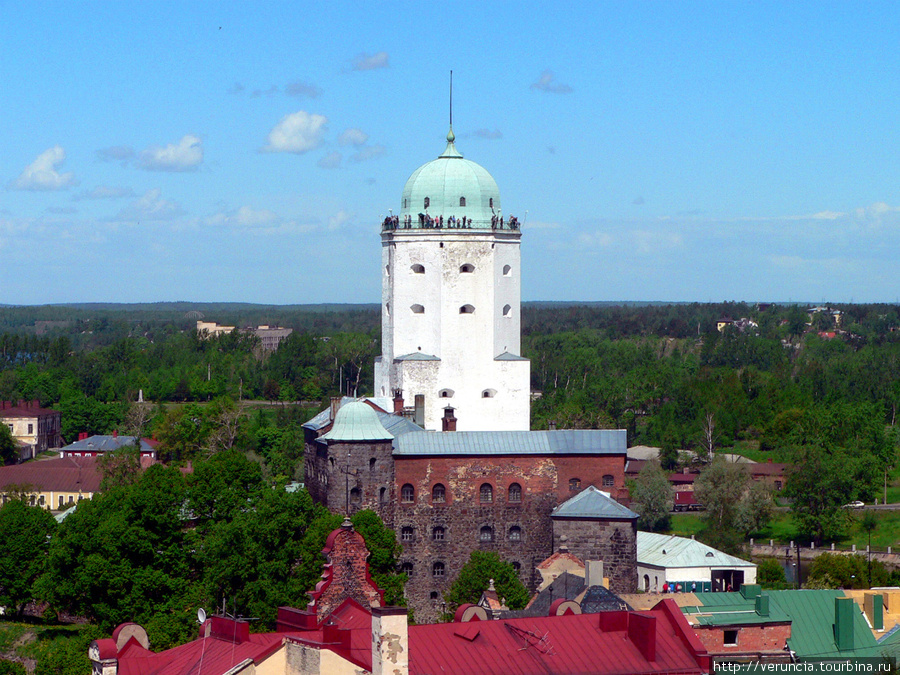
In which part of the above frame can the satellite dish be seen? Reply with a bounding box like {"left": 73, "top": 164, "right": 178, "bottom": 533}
{"left": 197, "top": 608, "right": 207, "bottom": 624}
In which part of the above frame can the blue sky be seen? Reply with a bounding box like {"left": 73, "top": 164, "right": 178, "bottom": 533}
{"left": 3, "top": 1, "right": 900, "bottom": 305}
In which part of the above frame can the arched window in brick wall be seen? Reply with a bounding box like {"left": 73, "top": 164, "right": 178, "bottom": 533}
{"left": 508, "top": 526, "right": 522, "bottom": 541}
{"left": 480, "top": 483, "right": 493, "bottom": 503}
{"left": 401, "top": 484, "right": 415, "bottom": 503}
{"left": 432, "top": 562, "right": 445, "bottom": 578}
{"left": 402, "top": 562, "right": 414, "bottom": 577}
{"left": 508, "top": 483, "right": 522, "bottom": 503}
{"left": 432, "top": 526, "right": 445, "bottom": 541}
{"left": 350, "top": 487, "right": 361, "bottom": 504}
{"left": 480, "top": 525, "right": 494, "bottom": 542}
{"left": 432, "top": 483, "right": 446, "bottom": 503}
{"left": 602, "top": 474, "right": 615, "bottom": 488}
{"left": 401, "top": 526, "right": 414, "bottom": 542}
{"left": 569, "top": 478, "right": 581, "bottom": 492}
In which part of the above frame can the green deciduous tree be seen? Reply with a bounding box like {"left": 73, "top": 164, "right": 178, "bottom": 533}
{"left": 629, "top": 460, "right": 673, "bottom": 531}
{"left": 0, "top": 424, "right": 16, "bottom": 465}
{"left": 0, "top": 499, "right": 57, "bottom": 616}
{"left": 444, "top": 551, "right": 529, "bottom": 616}
{"left": 756, "top": 558, "right": 788, "bottom": 590}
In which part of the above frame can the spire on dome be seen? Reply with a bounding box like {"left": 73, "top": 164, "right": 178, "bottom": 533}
{"left": 440, "top": 126, "right": 463, "bottom": 158}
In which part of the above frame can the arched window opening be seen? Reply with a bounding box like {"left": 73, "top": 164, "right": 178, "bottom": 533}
{"left": 433, "top": 526, "right": 445, "bottom": 541}
{"left": 480, "top": 483, "right": 493, "bottom": 503}
{"left": 460, "top": 263, "right": 475, "bottom": 273}
{"left": 401, "top": 484, "right": 415, "bottom": 503}
{"left": 569, "top": 477, "right": 581, "bottom": 492}
{"left": 411, "top": 264, "right": 425, "bottom": 274}
{"left": 502, "top": 304, "right": 512, "bottom": 318}
{"left": 432, "top": 562, "right": 445, "bottom": 578}
{"left": 602, "top": 474, "right": 615, "bottom": 488}
{"left": 424, "top": 197, "right": 430, "bottom": 209}
{"left": 459, "top": 304, "right": 475, "bottom": 314}
{"left": 480, "top": 526, "right": 494, "bottom": 542}
{"left": 403, "top": 198, "right": 408, "bottom": 208}
{"left": 512, "top": 561, "right": 521, "bottom": 574}
{"left": 410, "top": 304, "right": 425, "bottom": 314}
{"left": 350, "top": 487, "right": 361, "bottom": 504}
{"left": 430, "top": 591, "right": 439, "bottom": 600}
{"left": 508, "top": 526, "right": 522, "bottom": 541}
{"left": 489, "top": 197, "right": 494, "bottom": 208}
{"left": 385, "top": 265, "right": 390, "bottom": 276}
{"left": 432, "top": 483, "right": 446, "bottom": 503}
{"left": 644, "top": 575, "right": 651, "bottom": 591}
{"left": 379, "top": 487, "right": 387, "bottom": 504}
{"left": 402, "top": 562, "right": 414, "bottom": 577}
{"left": 482, "top": 389, "right": 497, "bottom": 398}
{"left": 370, "top": 457, "right": 376, "bottom": 470}
{"left": 438, "top": 389, "right": 454, "bottom": 399}
{"left": 459, "top": 196, "right": 466, "bottom": 207}
{"left": 401, "top": 526, "right": 414, "bottom": 542}
{"left": 508, "top": 483, "right": 522, "bottom": 503}
{"left": 385, "top": 302, "right": 390, "bottom": 316}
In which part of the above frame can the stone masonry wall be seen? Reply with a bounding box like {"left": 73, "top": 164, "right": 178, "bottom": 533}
{"left": 552, "top": 518, "right": 637, "bottom": 594}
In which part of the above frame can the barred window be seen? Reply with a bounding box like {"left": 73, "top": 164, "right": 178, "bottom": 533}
{"left": 401, "top": 484, "right": 415, "bottom": 503}
{"left": 480, "top": 483, "right": 493, "bottom": 503}
{"left": 508, "top": 483, "right": 522, "bottom": 503}
{"left": 433, "top": 526, "right": 445, "bottom": 541}
{"left": 432, "top": 483, "right": 446, "bottom": 503}
{"left": 433, "top": 562, "right": 445, "bottom": 578}
{"left": 401, "top": 527, "right": 414, "bottom": 542}
{"left": 602, "top": 474, "right": 615, "bottom": 488}
{"left": 480, "top": 526, "right": 494, "bottom": 542}
{"left": 509, "top": 526, "right": 522, "bottom": 541}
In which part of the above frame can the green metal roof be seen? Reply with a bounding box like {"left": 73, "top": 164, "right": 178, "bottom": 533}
{"left": 399, "top": 128, "right": 502, "bottom": 229}
{"left": 320, "top": 401, "right": 394, "bottom": 442}
{"left": 637, "top": 531, "right": 756, "bottom": 570}
{"left": 693, "top": 590, "right": 882, "bottom": 659}
{"left": 550, "top": 485, "right": 638, "bottom": 520}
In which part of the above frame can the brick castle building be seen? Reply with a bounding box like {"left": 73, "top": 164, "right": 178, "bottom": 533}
{"left": 304, "top": 125, "right": 638, "bottom": 622}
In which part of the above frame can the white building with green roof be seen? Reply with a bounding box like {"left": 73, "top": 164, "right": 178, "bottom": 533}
{"left": 374, "top": 127, "right": 530, "bottom": 432}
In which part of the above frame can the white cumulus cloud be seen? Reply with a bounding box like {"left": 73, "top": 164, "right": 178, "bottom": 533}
{"left": 352, "top": 51, "right": 389, "bottom": 71}
{"left": 206, "top": 206, "right": 279, "bottom": 228}
{"left": 328, "top": 209, "right": 353, "bottom": 230}
{"left": 73, "top": 185, "right": 135, "bottom": 201}
{"left": 351, "top": 145, "right": 386, "bottom": 163}
{"left": 10, "top": 146, "right": 77, "bottom": 191}
{"left": 138, "top": 135, "right": 203, "bottom": 172}
{"left": 116, "top": 189, "right": 185, "bottom": 222}
{"left": 263, "top": 111, "right": 328, "bottom": 154}
{"left": 530, "top": 70, "right": 573, "bottom": 94}
{"left": 318, "top": 152, "right": 343, "bottom": 169}
{"left": 339, "top": 128, "right": 369, "bottom": 146}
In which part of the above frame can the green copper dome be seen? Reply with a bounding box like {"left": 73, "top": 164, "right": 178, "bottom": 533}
{"left": 396, "top": 128, "right": 502, "bottom": 230}
{"left": 321, "top": 401, "right": 393, "bottom": 442}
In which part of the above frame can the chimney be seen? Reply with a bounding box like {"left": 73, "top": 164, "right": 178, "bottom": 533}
{"left": 548, "top": 420, "right": 557, "bottom": 431}
{"left": 585, "top": 560, "right": 604, "bottom": 588}
{"left": 78, "top": 432, "right": 88, "bottom": 441}
{"left": 393, "top": 389, "right": 404, "bottom": 414}
{"left": 208, "top": 615, "right": 250, "bottom": 644}
{"left": 330, "top": 397, "right": 341, "bottom": 422}
{"left": 113, "top": 430, "right": 118, "bottom": 438}
{"left": 371, "top": 606, "right": 408, "bottom": 675}
{"left": 442, "top": 407, "right": 457, "bottom": 432}
{"left": 755, "top": 594, "right": 770, "bottom": 617}
{"left": 627, "top": 612, "right": 657, "bottom": 662}
{"left": 834, "top": 597, "right": 855, "bottom": 651}
{"left": 864, "top": 594, "right": 884, "bottom": 631}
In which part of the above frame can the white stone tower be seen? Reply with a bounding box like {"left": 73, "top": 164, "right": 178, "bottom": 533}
{"left": 374, "top": 127, "right": 530, "bottom": 431}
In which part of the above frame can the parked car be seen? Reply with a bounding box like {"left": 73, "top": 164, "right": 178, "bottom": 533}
{"left": 842, "top": 500, "right": 865, "bottom": 509}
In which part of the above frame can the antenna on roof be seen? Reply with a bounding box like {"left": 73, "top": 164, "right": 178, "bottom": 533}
{"left": 449, "top": 70, "right": 453, "bottom": 128}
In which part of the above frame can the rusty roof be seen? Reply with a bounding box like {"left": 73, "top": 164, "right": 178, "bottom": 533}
{"left": 0, "top": 456, "right": 102, "bottom": 493}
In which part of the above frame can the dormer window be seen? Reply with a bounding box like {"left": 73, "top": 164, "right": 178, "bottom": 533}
{"left": 459, "top": 196, "right": 466, "bottom": 207}
{"left": 424, "top": 197, "right": 430, "bottom": 209}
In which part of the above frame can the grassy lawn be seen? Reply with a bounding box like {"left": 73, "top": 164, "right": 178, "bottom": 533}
{"left": 668, "top": 507, "right": 900, "bottom": 552}
{"left": 0, "top": 620, "right": 96, "bottom": 671}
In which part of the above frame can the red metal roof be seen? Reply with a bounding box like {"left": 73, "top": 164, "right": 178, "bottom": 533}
{"left": 0, "top": 456, "right": 102, "bottom": 493}
{"left": 407, "top": 599, "right": 709, "bottom": 675}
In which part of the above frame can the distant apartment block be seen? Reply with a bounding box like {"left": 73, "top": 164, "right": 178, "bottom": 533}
{"left": 0, "top": 399, "right": 62, "bottom": 460}
{"left": 196, "top": 321, "right": 292, "bottom": 350}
